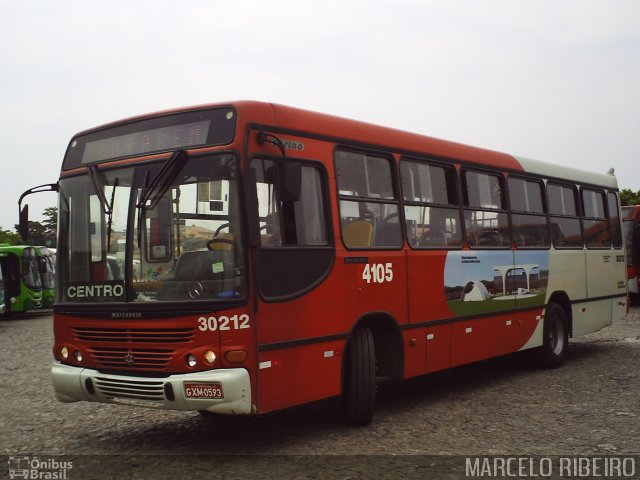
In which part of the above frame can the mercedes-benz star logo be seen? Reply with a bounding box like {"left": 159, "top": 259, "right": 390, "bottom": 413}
{"left": 188, "top": 282, "right": 203, "bottom": 299}
{"left": 124, "top": 351, "right": 135, "bottom": 366}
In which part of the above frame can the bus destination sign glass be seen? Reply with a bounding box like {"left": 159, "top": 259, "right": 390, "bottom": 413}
{"left": 62, "top": 107, "right": 236, "bottom": 170}
{"left": 81, "top": 120, "right": 211, "bottom": 164}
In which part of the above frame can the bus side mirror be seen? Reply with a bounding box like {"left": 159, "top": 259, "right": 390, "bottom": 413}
{"left": 17, "top": 183, "right": 59, "bottom": 243}
{"left": 19, "top": 204, "right": 29, "bottom": 243}
{"left": 279, "top": 162, "right": 301, "bottom": 202}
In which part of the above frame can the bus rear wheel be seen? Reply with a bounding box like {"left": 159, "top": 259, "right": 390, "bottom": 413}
{"left": 342, "top": 326, "right": 376, "bottom": 426}
{"left": 536, "top": 303, "right": 568, "bottom": 368}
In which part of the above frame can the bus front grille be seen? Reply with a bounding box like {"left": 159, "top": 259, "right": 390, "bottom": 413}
{"left": 71, "top": 327, "right": 195, "bottom": 344}
{"left": 88, "top": 347, "right": 174, "bottom": 370}
{"left": 94, "top": 376, "right": 166, "bottom": 401}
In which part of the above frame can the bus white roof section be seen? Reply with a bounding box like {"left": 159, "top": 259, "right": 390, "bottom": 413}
{"left": 515, "top": 156, "right": 618, "bottom": 190}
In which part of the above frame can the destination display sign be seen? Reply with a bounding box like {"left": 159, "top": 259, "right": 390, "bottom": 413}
{"left": 62, "top": 107, "right": 236, "bottom": 170}
{"left": 81, "top": 120, "right": 211, "bottom": 164}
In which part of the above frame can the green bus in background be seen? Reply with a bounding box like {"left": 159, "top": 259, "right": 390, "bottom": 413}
{"left": 36, "top": 246, "right": 56, "bottom": 308}
{"left": 0, "top": 244, "right": 43, "bottom": 313}
{"left": 0, "top": 256, "right": 5, "bottom": 314}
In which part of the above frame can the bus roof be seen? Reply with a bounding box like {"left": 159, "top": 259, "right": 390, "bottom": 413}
{"left": 515, "top": 156, "right": 618, "bottom": 189}
{"left": 68, "top": 100, "right": 618, "bottom": 189}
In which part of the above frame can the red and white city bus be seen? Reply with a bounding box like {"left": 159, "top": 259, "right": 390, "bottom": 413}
{"left": 622, "top": 205, "right": 640, "bottom": 300}
{"left": 20, "top": 101, "right": 628, "bottom": 425}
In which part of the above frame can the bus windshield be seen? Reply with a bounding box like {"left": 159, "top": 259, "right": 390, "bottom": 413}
{"left": 22, "top": 248, "right": 42, "bottom": 290}
{"left": 38, "top": 248, "right": 56, "bottom": 290}
{"left": 58, "top": 153, "right": 245, "bottom": 304}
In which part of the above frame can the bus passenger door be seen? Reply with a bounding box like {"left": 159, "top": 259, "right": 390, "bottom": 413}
{"left": 247, "top": 139, "right": 340, "bottom": 414}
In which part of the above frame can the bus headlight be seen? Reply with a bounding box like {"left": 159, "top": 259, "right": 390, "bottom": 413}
{"left": 61, "top": 347, "right": 69, "bottom": 359}
{"left": 186, "top": 354, "right": 197, "bottom": 368}
{"left": 74, "top": 350, "right": 83, "bottom": 362}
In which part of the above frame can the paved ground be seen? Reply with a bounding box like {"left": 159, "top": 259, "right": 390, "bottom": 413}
{"left": 0, "top": 308, "right": 638, "bottom": 479}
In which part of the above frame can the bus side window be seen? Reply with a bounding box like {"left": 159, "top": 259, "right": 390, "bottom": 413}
{"left": 547, "top": 183, "right": 583, "bottom": 248}
{"left": 508, "top": 177, "right": 549, "bottom": 248}
{"left": 400, "top": 159, "right": 462, "bottom": 248}
{"left": 463, "top": 170, "right": 509, "bottom": 248}
{"left": 335, "top": 150, "right": 402, "bottom": 249}
{"left": 607, "top": 192, "right": 623, "bottom": 248}
{"left": 581, "top": 188, "right": 610, "bottom": 248}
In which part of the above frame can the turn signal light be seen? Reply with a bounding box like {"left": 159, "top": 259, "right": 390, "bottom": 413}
{"left": 204, "top": 350, "right": 216, "bottom": 365}
{"left": 224, "top": 350, "right": 248, "bottom": 364}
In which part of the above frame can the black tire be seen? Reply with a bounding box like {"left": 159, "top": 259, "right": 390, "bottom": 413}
{"left": 342, "top": 327, "right": 376, "bottom": 426}
{"left": 536, "top": 303, "right": 568, "bottom": 368}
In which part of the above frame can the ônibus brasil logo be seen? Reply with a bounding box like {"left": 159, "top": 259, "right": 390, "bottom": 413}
{"left": 7, "top": 456, "right": 73, "bottom": 479}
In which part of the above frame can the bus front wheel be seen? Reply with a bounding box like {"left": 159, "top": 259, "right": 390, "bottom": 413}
{"left": 342, "top": 326, "right": 376, "bottom": 426}
{"left": 537, "top": 303, "right": 568, "bottom": 368}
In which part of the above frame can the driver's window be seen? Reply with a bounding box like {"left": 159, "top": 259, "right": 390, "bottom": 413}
{"left": 252, "top": 159, "right": 283, "bottom": 246}
{"left": 335, "top": 150, "right": 402, "bottom": 248}
{"left": 251, "top": 158, "right": 329, "bottom": 247}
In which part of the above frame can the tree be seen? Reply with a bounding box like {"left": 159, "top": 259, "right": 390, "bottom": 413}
{"left": 0, "top": 227, "right": 21, "bottom": 245}
{"left": 7, "top": 207, "right": 58, "bottom": 247}
{"left": 14, "top": 221, "right": 47, "bottom": 246}
{"left": 42, "top": 207, "right": 58, "bottom": 231}
{"left": 620, "top": 189, "right": 640, "bottom": 206}
{"left": 42, "top": 206, "right": 57, "bottom": 248}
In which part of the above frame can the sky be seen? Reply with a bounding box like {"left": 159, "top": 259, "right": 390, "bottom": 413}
{"left": 1, "top": 0, "right": 639, "bottom": 230}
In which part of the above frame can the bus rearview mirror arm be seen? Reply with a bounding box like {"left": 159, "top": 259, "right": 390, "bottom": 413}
{"left": 256, "top": 130, "right": 302, "bottom": 202}
{"left": 18, "top": 183, "right": 59, "bottom": 242}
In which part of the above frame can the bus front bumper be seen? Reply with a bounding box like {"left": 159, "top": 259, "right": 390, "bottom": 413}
{"left": 51, "top": 362, "right": 252, "bottom": 414}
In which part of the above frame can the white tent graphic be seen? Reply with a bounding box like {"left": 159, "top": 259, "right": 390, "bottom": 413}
{"left": 461, "top": 281, "right": 491, "bottom": 302}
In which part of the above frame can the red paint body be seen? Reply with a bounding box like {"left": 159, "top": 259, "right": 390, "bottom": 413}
{"left": 50, "top": 101, "right": 594, "bottom": 417}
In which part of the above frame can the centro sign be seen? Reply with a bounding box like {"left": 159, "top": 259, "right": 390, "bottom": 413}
{"left": 66, "top": 282, "right": 125, "bottom": 300}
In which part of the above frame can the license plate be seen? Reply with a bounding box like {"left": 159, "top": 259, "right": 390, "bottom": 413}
{"left": 184, "top": 382, "right": 224, "bottom": 399}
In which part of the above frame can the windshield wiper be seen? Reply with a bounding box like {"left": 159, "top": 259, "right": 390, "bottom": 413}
{"left": 88, "top": 165, "right": 110, "bottom": 215}
{"left": 136, "top": 149, "right": 187, "bottom": 247}
{"left": 137, "top": 149, "right": 187, "bottom": 209}
{"left": 136, "top": 170, "right": 149, "bottom": 248}
{"left": 106, "top": 178, "right": 119, "bottom": 252}
{"left": 88, "top": 165, "right": 119, "bottom": 252}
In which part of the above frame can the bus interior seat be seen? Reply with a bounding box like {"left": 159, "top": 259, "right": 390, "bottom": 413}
{"left": 260, "top": 234, "right": 273, "bottom": 245}
{"left": 343, "top": 220, "right": 373, "bottom": 247}
{"left": 375, "top": 223, "right": 402, "bottom": 246}
{"left": 209, "top": 233, "right": 234, "bottom": 251}
{"left": 514, "top": 233, "right": 526, "bottom": 247}
{"left": 420, "top": 229, "right": 447, "bottom": 246}
{"left": 478, "top": 230, "right": 503, "bottom": 246}
{"left": 174, "top": 250, "right": 233, "bottom": 281}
